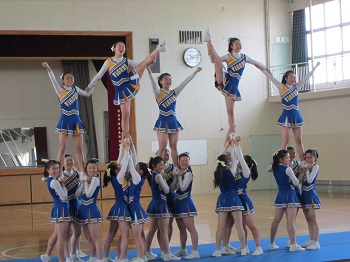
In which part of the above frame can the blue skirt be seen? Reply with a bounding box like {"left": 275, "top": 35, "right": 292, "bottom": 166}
{"left": 153, "top": 115, "right": 183, "bottom": 134}
{"left": 173, "top": 195, "right": 197, "bottom": 218}
{"left": 50, "top": 202, "right": 71, "bottom": 223}
{"left": 68, "top": 198, "right": 80, "bottom": 220}
{"left": 129, "top": 201, "right": 149, "bottom": 225}
{"left": 146, "top": 199, "right": 171, "bottom": 218}
{"left": 215, "top": 73, "right": 242, "bottom": 101}
{"left": 274, "top": 189, "right": 301, "bottom": 208}
{"left": 107, "top": 201, "right": 131, "bottom": 222}
{"left": 277, "top": 109, "right": 304, "bottom": 128}
{"left": 238, "top": 193, "right": 255, "bottom": 215}
{"left": 215, "top": 191, "right": 244, "bottom": 213}
{"left": 113, "top": 68, "right": 140, "bottom": 105}
{"left": 300, "top": 189, "right": 321, "bottom": 209}
{"left": 56, "top": 114, "right": 86, "bottom": 135}
{"left": 166, "top": 192, "right": 176, "bottom": 214}
{"left": 76, "top": 203, "right": 102, "bottom": 224}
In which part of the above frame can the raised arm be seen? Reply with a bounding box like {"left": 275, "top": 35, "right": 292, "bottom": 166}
{"left": 42, "top": 62, "right": 62, "bottom": 96}
{"left": 234, "top": 140, "right": 250, "bottom": 178}
{"left": 296, "top": 62, "right": 320, "bottom": 89}
{"left": 229, "top": 142, "right": 237, "bottom": 175}
{"left": 87, "top": 60, "right": 109, "bottom": 88}
{"left": 174, "top": 67, "right": 202, "bottom": 96}
{"left": 128, "top": 157, "right": 141, "bottom": 185}
{"left": 262, "top": 69, "right": 283, "bottom": 92}
{"left": 147, "top": 67, "right": 160, "bottom": 98}
{"left": 246, "top": 55, "right": 267, "bottom": 70}
{"left": 116, "top": 149, "right": 130, "bottom": 185}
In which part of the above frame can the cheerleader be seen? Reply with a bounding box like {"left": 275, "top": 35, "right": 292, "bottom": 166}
{"left": 300, "top": 149, "right": 321, "bottom": 250}
{"left": 233, "top": 137, "right": 263, "bottom": 256}
{"left": 212, "top": 139, "right": 247, "bottom": 257}
{"left": 42, "top": 62, "right": 94, "bottom": 173}
{"left": 76, "top": 160, "right": 103, "bottom": 261}
{"left": 145, "top": 156, "right": 180, "bottom": 261}
{"left": 102, "top": 140, "right": 131, "bottom": 262}
{"left": 270, "top": 150, "right": 305, "bottom": 252}
{"left": 41, "top": 160, "right": 71, "bottom": 262}
{"left": 203, "top": 28, "right": 267, "bottom": 135}
{"left": 172, "top": 153, "right": 200, "bottom": 259}
{"left": 260, "top": 62, "right": 320, "bottom": 161}
{"left": 147, "top": 67, "right": 202, "bottom": 166}
{"left": 87, "top": 40, "right": 166, "bottom": 138}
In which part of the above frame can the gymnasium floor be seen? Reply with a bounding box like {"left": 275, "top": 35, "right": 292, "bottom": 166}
{"left": 0, "top": 190, "right": 349, "bottom": 260}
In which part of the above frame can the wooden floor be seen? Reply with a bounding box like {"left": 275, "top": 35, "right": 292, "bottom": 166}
{"left": 0, "top": 190, "right": 349, "bottom": 260}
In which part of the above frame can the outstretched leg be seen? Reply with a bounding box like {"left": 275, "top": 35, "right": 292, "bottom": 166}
{"left": 156, "top": 132, "right": 169, "bottom": 160}
{"left": 120, "top": 101, "right": 131, "bottom": 137}
{"left": 72, "top": 134, "right": 84, "bottom": 171}
{"left": 207, "top": 42, "right": 224, "bottom": 85}
{"left": 292, "top": 127, "right": 304, "bottom": 161}
{"left": 57, "top": 134, "right": 68, "bottom": 165}
{"left": 135, "top": 40, "right": 166, "bottom": 79}
{"left": 281, "top": 127, "right": 290, "bottom": 150}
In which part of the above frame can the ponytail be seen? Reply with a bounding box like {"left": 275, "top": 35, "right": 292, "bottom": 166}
{"left": 244, "top": 155, "right": 258, "bottom": 181}
{"left": 213, "top": 155, "right": 228, "bottom": 188}
{"left": 272, "top": 150, "right": 288, "bottom": 172}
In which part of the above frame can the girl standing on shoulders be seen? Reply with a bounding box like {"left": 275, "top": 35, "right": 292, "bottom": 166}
{"left": 88, "top": 40, "right": 166, "bottom": 138}
{"left": 233, "top": 137, "right": 263, "bottom": 256}
{"left": 76, "top": 160, "right": 103, "bottom": 261}
{"left": 172, "top": 153, "right": 200, "bottom": 259}
{"left": 203, "top": 28, "right": 268, "bottom": 136}
{"left": 147, "top": 67, "right": 202, "bottom": 167}
{"left": 212, "top": 139, "right": 247, "bottom": 257}
{"left": 145, "top": 156, "right": 180, "bottom": 261}
{"left": 41, "top": 160, "right": 71, "bottom": 262}
{"left": 260, "top": 62, "right": 320, "bottom": 161}
{"left": 270, "top": 150, "right": 304, "bottom": 252}
{"left": 42, "top": 62, "right": 94, "bottom": 173}
{"left": 300, "top": 149, "right": 321, "bottom": 250}
{"left": 102, "top": 140, "right": 131, "bottom": 262}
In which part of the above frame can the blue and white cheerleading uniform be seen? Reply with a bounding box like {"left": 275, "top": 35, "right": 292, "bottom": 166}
{"left": 273, "top": 164, "right": 301, "bottom": 208}
{"left": 76, "top": 176, "right": 102, "bottom": 224}
{"left": 173, "top": 169, "right": 197, "bottom": 218}
{"left": 235, "top": 171, "right": 255, "bottom": 215}
{"left": 215, "top": 168, "right": 244, "bottom": 213}
{"left": 300, "top": 164, "right": 321, "bottom": 209}
{"left": 128, "top": 177, "right": 148, "bottom": 225}
{"left": 146, "top": 172, "right": 171, "bottom": 218}
{"left": 291, "top": 160, "right": 302, "bottom": 199}
{"left": 153, "top": 90, "right": 183, "bottom": 133}
{"left": 47, "top": 176, "right": 71, "bottom": 223}
{"left": 215, "top": 53, "right": 246, "bottom": 101}
{"left": 163, "top": 163, "right": 176, "bottom": 213}
{"left": 88, "top": 57, "right": 140, "bottom": 105}
{"left": 277, "top": 85, "right": 304, "bottom": 128}
{"left": 47, "top": 71, "right": 94, "bottom": 135}
{"left": 63, "top": 170, "right": 80, "bottom": 220}
{"left": 106, "top": 175, "right": 131, "bottom": 222}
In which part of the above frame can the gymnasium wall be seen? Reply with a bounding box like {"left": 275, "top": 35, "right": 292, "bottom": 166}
{"left": 0, "top": 0, "right": 349, "bottom": 196}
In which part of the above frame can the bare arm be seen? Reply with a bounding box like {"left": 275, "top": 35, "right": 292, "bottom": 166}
{"left": 174, "top": 67, "right": 202, "bottom": 96}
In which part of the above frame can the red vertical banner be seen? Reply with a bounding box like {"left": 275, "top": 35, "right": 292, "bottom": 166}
{"left": 106, "top": 73, "right": 121, "bottom": 162}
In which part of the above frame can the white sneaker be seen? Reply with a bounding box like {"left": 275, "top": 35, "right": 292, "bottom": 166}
{"left": 301, "top": 240, "right": 314, "bottom": 248}
{"left": 157, "top": 39, "right": 166, "bottom": 53}
{"left": 229, "top": 132, "right": 235, "bottom": 140}
{"left": 184, "top": 251, "right": 200, "bottom": 260}
{"left": 160, "top": 251, "right": 164, "bottom": 259}
{"left": 163, "top": 253, "right": 181, "bottom": 261}
{"left": 87, "top": 257, "right": 97, "bottom": 262}
{"left": 40, "top": 254, "right": 51, "bottom": 262}
{"left": 104, "top": 258, "right": 116, "bottom": 262}
{"left": 131, "top": 258, "right": 144, "bottom": 262}
{"left": 252, "top": 246, "right": 263, "bottom": 256}
{"left": 211, "top": 250, "right": 222, "bottom": 257}
{"left": 235, "top": 246, "right": 249, "bottom": 253}
{"left": 145, "top": 252, "right": 156, "bottom": 261}
{"left": 270, "top": 243, "right": 279, "bottom": 251}
{"left": 289, "top": 244, "right": 305, "bottom": 252}
{"left": 66, "top": 259, "right": 73, "bottom": 262}
{"left": 221, "top": 246, "right": 236, "bottom": 255}
{"left": 120, "top": 259, "right": 130, "bottom": 262}
{"left": 203, "top": 27, "right": 211, "bottom": 42}
{"left": 306, "top": 242, "right": 320, "bottom": 250}
{"left": 173, "top": 248, "right": 188, "bottom": 256}
{"left": 227, "top": 245, "right": 237, "bottom": 252}
{"left": 71, "top": 255, "right": 78, "bottom": 262}
{"left": 143, "top": 256, "right": 148, "bottom": 262}
{"left": 240, "top": 247, "right": 248, "bottom": 256}
{"left": 77, "top": 250, "right": 88, "bottom": 258}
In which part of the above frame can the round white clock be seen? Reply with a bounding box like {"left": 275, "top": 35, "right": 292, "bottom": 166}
{"left": 183, "top": 47, "right": 201, "bottom": 67}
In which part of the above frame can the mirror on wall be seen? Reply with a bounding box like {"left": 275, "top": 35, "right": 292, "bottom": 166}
{"left": 0, "top": 127, "right": 47, "bottom": 167}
